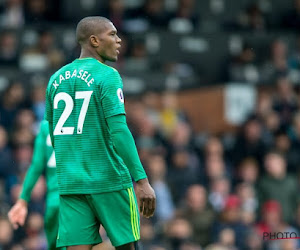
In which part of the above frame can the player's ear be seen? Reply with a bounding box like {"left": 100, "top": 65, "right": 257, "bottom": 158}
{"left": 90, "top": 35, "right": 99, "bottom": 48}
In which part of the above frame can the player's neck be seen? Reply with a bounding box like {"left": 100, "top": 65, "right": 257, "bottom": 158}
{"left": 79, "top": 48, "right": 105, "bottom": 63}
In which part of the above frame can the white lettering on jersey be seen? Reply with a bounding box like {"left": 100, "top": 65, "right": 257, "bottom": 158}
{"left": 52, "top": 69, "right": 95, "bottom": 89}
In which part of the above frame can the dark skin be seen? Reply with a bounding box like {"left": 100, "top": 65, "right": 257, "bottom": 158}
{"left": 69, "top": 17, "right": 156, "bottom": 250}
{"left": 78, "top": 20, "right": 121, "bottom": 62}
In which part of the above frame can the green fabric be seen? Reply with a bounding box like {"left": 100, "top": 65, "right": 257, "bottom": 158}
{"left": 57, "top": 188, "right": 139, "bottom": 247}
{"left": 257, "top": 174, "right": 299, "bottom": 223}
{"left": 20, "top": 120, "right": 58, "bottom": 202}
{"left": 45, "top": 205, "right": 65, "bottom": 250}
{"left": 45, "top": 57, "right": 138, "bottom": 195}
{"left": 106, "top": 114, "right": 147, "bottom": 182}
{"left": 19, "top": 120, "right": 62, "bottom": 249}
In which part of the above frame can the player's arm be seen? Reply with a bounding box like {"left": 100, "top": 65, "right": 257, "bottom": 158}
{"left": 106, "top": 114, "right": 156, "bottom": 218}
{"left": 106, "top": 114, "right": 147, "bottom": 181}
{"left": 101, "top": 69, "right": 155, "bottom": 218}
{"left": 8, "top": 121, "right": 47, "bottom": 229}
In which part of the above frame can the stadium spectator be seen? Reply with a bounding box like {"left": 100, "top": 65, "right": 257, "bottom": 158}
{"left": 234, "top": 3, "right": 267, "bottom": 32}
{"left": 261, "top": 40, "right": 290, "bottom": 84}
{"left": 167, "top": 147, "right": 200, "bottom": 205}
{"left": 135, "top": 114, "right": 162, "bottom": 159}
{"left": 0, "top": 82, "right": 26, "bottom": 131}
{"left": 203, "top": 155, "right": 230, "bottom": 187}
{"left": 159, "top": 91, "right": 187, "bottom": 140}
{"left": 30, "top": 84, "right": 46, "bottom": 123}
{"left": 169, "top": 122, "right": 194, "bottom": 151}
{"left": 0, "top": 0, "right": 24, "bottom": 29}
{"left": 254, "top": 93, "right": 273, "bottom": 120}
{"left": 24, "top": 0, "right": 53, "bottom": 24}
{"left": 235, "top": 182, "right": 257, "bottom": 216}
{"left": 260, "top": 111, "right": 281, "bottom": 147}
{"left": 272, "top": 77, "right": 298, "bottom": 128}
{"left": 124, "top": 39, "right": 149, "bottom": 72}
{"left": 25, "top": 176, "right": 46, "bottom": 214}
{"left": 215, "top": 227, "right": 238, "bottom": 250}
{"left": 12, "top": 143, "right": 33, "bottom": 175}
{"left": 253, "top": 91, "right": 280, "bottom": 147}
{"left": 147, "top": 153, "right": 174, "bottom": 222}
{"left": 179, "top": 184, "right": 215, "bottom": 247}
{"left": 100, "top": 0, "right": 127, "bottom": 32}
{"left": 0, "top": 30, "right": 19, "bottom": 66}
{"left": 244, "top": 229, "right": 263, "bottom": 250}
{"left": 203, "top": 136, "right": 224, "bottom": 160}
{"left": 255, "top": 200, "right": 299, "bottom": 250}
{"left": 257, "top": 151, "right": 299, "bottom": 223}
{"left": 0, "top": 126, "right": 16, "bottom": 185}
{"left": 279, "top": 239, "right": 299, "bottom": 250}
{"left": 14, "top": 109, "right": 35, "bottom": 132}
{"left": 127, "top": 0, "right": 168, "bottom": 31}
{"left": 164, "top": 217, "right": 193, "bottom": 250}
{"left": 168, "top": 0, "right": 199, "bottom": 33}
{"left": 168, "top": 121, "right": 199, "bottom": 175}
{"left": 22, "top": 212, "right": 46, "bottom": 249}
{"left": 0, "top": 217, "right": 14, "bottom": 249}
{"left": 232, "top": 116, "right": 266, "bottom": 167}
{"left": 11, "top": 109, "right": 35, "bottom": 147}
{"left": 20, "top": 30, "right": 64, "bottom": 72}
{"left": 139, "top": 219, "right": 159, "bottom": 250}
{"left": 201, "top": 136, "right": 232, "bottom": 186}
{"left": 212, "top": 195, "right": 248, "bottom": 249}
{"left": 273, "top": 129, "right": 299, "bottom": 173}
{"left": 235, "top": 158, "right": 259, "bottom": 187}
{"left": 142, "top": 91, "right": 161, "bottom": 128}
{"left": 226, "top": 44, "right": 260, "bottom": 84}
{"left": 208, "top": 176, "right": 231, "bottom": 212}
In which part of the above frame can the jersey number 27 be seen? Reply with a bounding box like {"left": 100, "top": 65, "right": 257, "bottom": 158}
{"left": 53, "top": 91, "right": 93, "bottom": 135}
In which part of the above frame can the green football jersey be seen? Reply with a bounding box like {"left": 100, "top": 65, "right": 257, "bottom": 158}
{"left": 45, "top": 57, "right": 133, "bottom": 195}
{"left": 20, "top": 120, "right": 59, "bottom": 205}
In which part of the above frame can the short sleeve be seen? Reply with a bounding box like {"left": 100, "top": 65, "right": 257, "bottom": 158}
{"left": 101, "top": 70, "right": 126, "bottom": 118}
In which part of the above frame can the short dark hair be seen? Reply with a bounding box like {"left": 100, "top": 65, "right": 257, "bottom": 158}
{"left": 76, "top": 16, "right": 111, "bottom": 45}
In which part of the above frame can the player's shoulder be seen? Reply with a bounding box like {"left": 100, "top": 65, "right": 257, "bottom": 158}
{"left": 75, "top": 57, "right": 120, "bottom": 75}
{"left": 97, "top": 61, "right": 120, "bottom": 76}
{"left": 40, "top": 119, "right": 49, "bottom": 128}
{"left": 100, "top": 65, "right": 122, "bottom": 85}
{"left": 38, "top": 120, "right": 49, "bottom": 134}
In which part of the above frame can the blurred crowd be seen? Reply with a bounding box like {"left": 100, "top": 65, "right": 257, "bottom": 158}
{"left": 1, "top": 82, "right": 300, "bottom": 250}
{"left": 2, "top": 0, "right": 300, "bottom": 88}
{"left": 1, "top": 0, "right": 300, "bottom": 250}
{"left": 2, "top": 0, "right": 300, "bottom": 32}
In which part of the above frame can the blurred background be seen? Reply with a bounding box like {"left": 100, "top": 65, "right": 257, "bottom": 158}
{"left": 1, "top": 0, "right": 300, "bottom": 249}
